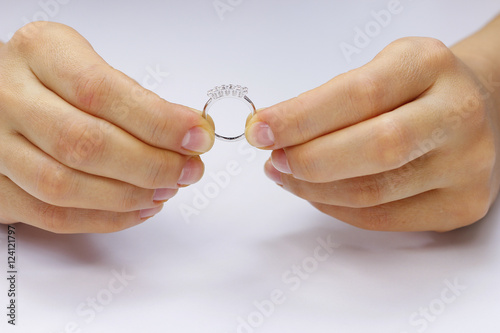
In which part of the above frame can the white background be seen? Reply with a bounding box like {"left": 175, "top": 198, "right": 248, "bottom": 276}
{"left": 1, "top": 0, "right": 500, "bottom": 332}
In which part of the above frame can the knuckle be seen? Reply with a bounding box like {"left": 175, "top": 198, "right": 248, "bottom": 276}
{"left": 56, "top": 119, "right": 106, "bottom": 167}
{"left": 145, "top": 158, "right": 166, "bottom": 189}
{"left": 384, "top": 37, "right": 455, "bottom": 82}
{"left": 10, "top": 22, "right": 51, "bottom": 54}
{"left": 145, "top": 100, "right": 201, "bottom": 147}
{"left": 288, "top": 147, "right": 322, "bottom": 182}
{"left": 396, "top": 37, "right": 447, "bottom": 52}
{"left": 73, "top": 64, "right": 115, "bottom": 112}
{"left": 282, "top": 177, "right": 308, "bottom": 199}
{"left": 36, "top": 204, "right": 69, "bottom": 233}
{"left": 474, "top": 135, "right": 497, "bottom": 174}
{"left": 462, "top": 187, "right": 492, "bottom": 224}
{"left": 459, "top": 90, "right": 488, "bottom": 128}
{"left": 147, "top": 108, "right": 173, "bottom": 145}
{"left": 357, "top": 206, "right": 393, "bottom": 231}
{"left": 391, "top": 37, "right": 452, "bottom": 65}
{"left": 289, "top": 96, "right": 317, "bottom": 141}
{"left": 384, "top": 163, "right": 417, "bottom": 194}
{"left": 117, "top": 186, "right": 144, "bottom": 212}
{"left": 143, "top": 153, "right": 184, "bottom": 188}
{"left": 99, "top": 213, "right": 132, "bottom": 233}
{"left": 483, "top": 141, "right": 496, "bottom": 171}
{"left": 386, "top": 36, "right": 421, "bottom": 51}
{"left": 370, "top": 117, "right": 410, "bottom": 170}
{"left": 348, "top": 71, "right": 386, "bottom": 115}
{"left": 106, "top": 78, "right": 155, "bottom": 124}
{"left": 35, "top": 162, "right": 73, "bottom": 206}
{"left": 460, "top": 124, "right": 496, "bottom": 180}
{"left": 471, "top": 195, "right": 491, "bottom": 223}
{"left": 419, "top": 38, "right": 453, "bottom": 65}
{"left": 344, "top": 177, "right": 384, "bottom": 208}
{"left": 267, "top": 97, "right": 311, "bottom": 143}
{"left": 0, "top": 80, "right": 15, "bottom": 113}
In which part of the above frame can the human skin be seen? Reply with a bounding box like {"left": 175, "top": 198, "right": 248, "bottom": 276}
{"left": 246, "top": 15, "right": 500, "bottom": 232}
{"left": 2, "top": 17, "right": 499, "bottom": 235}
{"left": 0, "top": 22, "right": 214, "bottom": 233}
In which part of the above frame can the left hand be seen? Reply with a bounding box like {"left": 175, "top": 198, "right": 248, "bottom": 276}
{"left": 245, "top": 37, "right": 500, "bottom": 232}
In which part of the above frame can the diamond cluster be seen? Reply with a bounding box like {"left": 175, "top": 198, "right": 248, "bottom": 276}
{"left": 208, "top": 84, "right": 248, "bottom": 100}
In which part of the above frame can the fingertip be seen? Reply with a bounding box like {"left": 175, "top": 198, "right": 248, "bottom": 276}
{"left": 264, "top": 159, "right": 283, "bottom": 186}
{"left": 153, "top": 188, "right": 178, "bottom": 202}
{"left": 140, "top": 204, "right": 164, "bottom": 220}
{"left": 177, "top": 156, "right": 205, "bottom": 186}
{"left": 139, "top": 203, "right": 165, "bottom": 223}
{"left": 181, "top": 126, "right": 215, "bottom": 154}
{"left": 271, "top": 149, "right": 292, "bottom": 174}
{"left": 245, "top": 119, "right": 275, "bottom": 149}
{"left": 245, "top": 107, "right": 267, "bottom": 127}
{"left": 178, "top": 105, "right": 215, "bottom": 154}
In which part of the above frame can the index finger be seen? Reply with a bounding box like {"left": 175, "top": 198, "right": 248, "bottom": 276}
{"left": 245, "top": 37, "right": 453, "bottom": 149}
{"left": 10, "top": 22, "right": 214, "bottom": 154}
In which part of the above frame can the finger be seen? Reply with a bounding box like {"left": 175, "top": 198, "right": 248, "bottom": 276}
{"left": 310, "top": 188, "right": 482, "bottom": 232}
{"left": 0, "top": 175, "right": 162, "bottom": 233}
{"left": 0, "top": 132, "right": 177, "bottom": 212}
{"left": 272, "top": 97, "right": 449, "bottom": 183}
{"left": 264, "top": 153, "right": 450, "bottom": 208}
{"left": 10, "top": 22, "right": 214, "bottom": 154}
{"left": 246, "top": 37, "right": 453, "bottom": 149}
{"left": 8, "top": 81, "right": 204, "bottom": 189}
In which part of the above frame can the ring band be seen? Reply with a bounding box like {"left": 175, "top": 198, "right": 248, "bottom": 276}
{"left": 202, "top": 84, "right": 256, "bottom": 142}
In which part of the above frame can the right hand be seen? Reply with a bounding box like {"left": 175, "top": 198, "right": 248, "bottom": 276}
{"left": 0, "top": 22, "right": 214, "bottom": 233}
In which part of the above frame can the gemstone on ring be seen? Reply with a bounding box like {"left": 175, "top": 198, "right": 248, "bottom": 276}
{"left": 207, "top": 84, "right": 249, "bottom": 100}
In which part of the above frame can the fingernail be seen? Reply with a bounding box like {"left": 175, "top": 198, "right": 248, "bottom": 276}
{"left": 153, "top": 188, "right": 178, "bottom": 202}
{"left": 182, "top": 126, "right": 212, "bottom": 153}
{"left": 247, "top": 122, "right": 275, "bottom": 148}
{"left": 265, "top": 161, "right": 283, "bottom": 186}
{"left": 271, "top": 149, "right": 292, "bottom": 174}
{"left": 140, "top": 205, "right": 163, "bottom": 219}
{"left": 178, "top": 157, "right": 203, "bottom": 186}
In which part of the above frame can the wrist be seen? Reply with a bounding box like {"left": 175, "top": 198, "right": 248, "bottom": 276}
{"left": 451, "top": 15, "right": 500, "bottom": 107}
{"left": 454, "top": 51, "right": 500, "bottom": 106}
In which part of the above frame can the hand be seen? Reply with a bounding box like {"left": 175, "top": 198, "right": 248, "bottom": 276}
{"left": 0, "top": 22, "right": 214, "bottom": 233}
{"left": 245, "top": 36, "right": 500, "bottom": 232}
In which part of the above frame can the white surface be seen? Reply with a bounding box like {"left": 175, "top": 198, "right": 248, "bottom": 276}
{"left": 1, "top": 1, "right": 500, "bottom": 332}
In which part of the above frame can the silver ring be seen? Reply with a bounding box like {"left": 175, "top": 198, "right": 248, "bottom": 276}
{"left": 202, "top": 84, "right": 256, "bottom": 142}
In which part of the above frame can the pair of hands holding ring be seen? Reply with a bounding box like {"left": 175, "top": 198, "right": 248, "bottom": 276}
{"left": 0, "top": 20, "right": 499, "bottom": 234}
